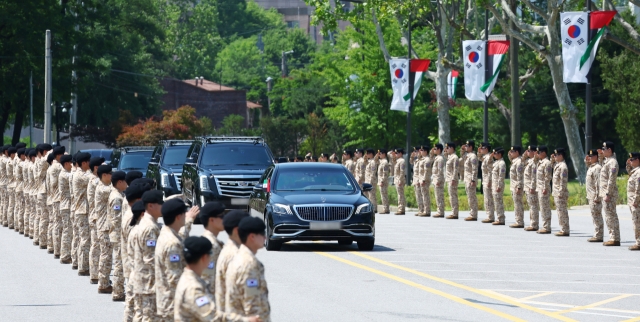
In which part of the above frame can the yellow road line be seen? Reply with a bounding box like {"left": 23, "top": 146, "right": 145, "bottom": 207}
{"left": 519, "top": 292, "right": 556, "bottom": 301}
{"left": 349, "top": 251, "right": 577, "bottom": 322}
{"left": 552, "top": 294, "right": 634, "bottom": 315}
{"left": 314, "top": 251, "right": 525, "bottom": 322}
{"left": 621, "top": 316, "right": 640, "bottom": 322}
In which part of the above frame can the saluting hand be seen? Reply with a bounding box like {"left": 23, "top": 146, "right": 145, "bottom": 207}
{"left": 186, "top": 205, "right": 200, "bottom": 220}
{"left": 248, "top": 316, "right": 263, "bottom": 322}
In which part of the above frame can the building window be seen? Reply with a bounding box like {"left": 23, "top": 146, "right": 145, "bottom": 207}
{"left": 286, "top": 20, "right": 300, "bottom": 28}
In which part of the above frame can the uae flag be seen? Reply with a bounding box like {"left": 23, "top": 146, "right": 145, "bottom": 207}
{"left": 447, "top": 70, "right": 459, "bottom": 99}
{"left": 562, "top": 11, "right": 616, "bottom": 83}
{"left": 480, "top": 40, "right": 510, "bottom": 96}
{"left": 389, "top": 58, "right": 430, "bottom": 112}
{"left": 463, "top": 40, "right": 486, "bottom": 101}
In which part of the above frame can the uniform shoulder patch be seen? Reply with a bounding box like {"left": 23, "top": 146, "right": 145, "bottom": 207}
{"left": 113, "top": 204, "right": 121, "bottom": 211}
{"left": 169, "top": 254, "right": 180, "bottom": 262}
{"left": 195, "top": 296, "right": 210, "bottom": 307}
{"left": 208, "top": 261, "right": 215, "bottom": 269}
{"left": 612, "top": 168, "right": 617, "bottom": 173}
{"left": 146, "top": 240, "right": 156, "bottom": 247}
{"left": 246, "top": 279, "right": 259, "bottom": 287}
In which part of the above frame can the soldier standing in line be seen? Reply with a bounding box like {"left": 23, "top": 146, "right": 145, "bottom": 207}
{"left": 225, "top": 217, "right": 271, "bottom": 322}
{"left": 444, "top": 143, "right": 459, "bottom": 219}
{"left": 73, "top": 153, "right": 93, "bottom": 276}
{"left": 377, "top": 149, "right": 391, "bottom": 214}
{"left": 364, "top": 149, "right": 379, "bottom": 212}
{"left": 342, "top": 150, "right": 356, "bottom": 177}
{"left": 535, "top": 146, "right": 553, "bottom": 234}
{"left": 155, "top": 199, "right": 199, "bottom": 320}
{"left": 491, "top": 148, "right": 506, "bottom": 225}
{"left": 552, "top": 148, "right": 570, "bottom": 236}
{"left": 48, "top": 146, "right": 65, "bottom": 257}
{"left": 37, "top": 144, "right": 53, "bottom": 248}
{"left": 109, "top": 170, "right": 128, "bottom": 301}
{"left": 354, "top": 149, "right": 366, "bottom": 189}
{"left": 626, "top": 153, "right": 640, "bottom": 251}
{"left": 6, "top": 147, "right": 17, "bottom": 229}
{"left": 215, "top": 210, "right": 250, "bottom": 314}
{"left": 419, "top": 145, "right": 433, "bottom": 217}
{"left": 479, "top": 143, "right": 495, "bottom": 223}
{"left": 585, "top": 150, "right": 603, "bottom": 242}
{"left": 88, "top": 157, "right": 105, "bottom": 284}
{"left": 393, "top": 149, "right": 406, "bottom": 215}
{"left": 198, "top": 202, "right": 227, "bottom": 295}
{"left": 524, "top": 146, "right": 539, "bottom": 231}
{"left": 14, "top": 148, "right": 25, "bottom": 234}
{"left": 431, "top": 144, "right": 446, "bottom": 218}
{"left": 95, "top": 165, "right": 115, "bottom": 294}
{"left": 508, "top": 146, "right": 525, "bottom": 228}
{"left": 124, "top": 198, "right": 147, "bottom": 322}
{"left": 410, "top": 147, "right": 424, "bottom": 216}
{"left": 462, "top": 141, "right": 479, "bottom": 221}
{"left": 58, "top": 154, "right": 74, "bottom": 264}
{"left": 0, "top": 146, "right": 8, "bottom": 227}
{"left": 599, "top": 141, "right": 621, "bottom": 246}
{"left": 70, "top": 154, "right": 81, "bottom": 269}
{"left": 27, "top": 149, "right": 38, "bottom": 239}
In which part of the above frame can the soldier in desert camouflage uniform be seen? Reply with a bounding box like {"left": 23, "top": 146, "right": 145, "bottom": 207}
{"left": 0, "top": 146, "right": 8, "bottom": 227}
{"left": 479, "top": 143, "right": 495, "bottom": 223}
{"left": 36, "top": 145, "right": 52, "bottom": 248}
{"left": 524, "top": 146, "right": 539, "bottom": 231}
{"left": 6, "top": 147, "right": 17, "bottom": 229}
{"left": 72, "top": 153, "right": 93, "bottom": 275}
{"left": 58, "top": 155, "right": 74, "bottom": 264}
{"left": 95, "top": 165, "right": 115, "bottom": 293}
{"left": 215, "top": 211, "right": 250, "bottom": 313}
{"left": 535, "top": 146, "right": 553, "bottom": 234}
{"left": 377, "top": 150, "right": 391, "bottom": 214}
{"left": 198, "top": 202, "right": 226, "bottom": 295}
{"left": 491, "top": 148, "right": 506, "bottom": 225}
{"left": 552, "top": 148, "right": 570, "bottom": 236}
{"left": 444, "top": 143, "right": 459, "bottom": 219}
{"left": 393, "top": 148, "right": 406, "bottom": 215}
{"left": 364, "top": 149, "right": 378, "bottom": 212}
{"left": 462, "top": 141, "right": 479, "bottom": 221}
{"left": 410, "top": 147, "right": 424, "bottom": 216}
{"left": 584, "top": 149, "right": 603, "bottom": 242}
{"left": 626, "top": 152, "right": 640, "bottom": 251}
{"left": 599, "top": 141, "right": 620, "bottom": 246}
{"left": 419, "top": 146, "right": 433, "bottom": 217}
{"left": 354, "top": 149, "right": 366, "bottom": 189}
{"left": 108, "top": 171, "right": 128, "bottom": 301}
{"left": 342, "top": 150, "right": 356, "bottom": 177}
{"left": 87, "top": 157, "right": 104, "bottom": 283}
{"left": 431, "top": 144, "right": 446, "bottom": 218}
{"left": 14, "top": 148, "right": 25, "bottom": 233}
{"left": 27, "top": 150, "right": 38, "bottom": 239}
{"left": 508, "top": 146, "right": 525, "bottom": 228}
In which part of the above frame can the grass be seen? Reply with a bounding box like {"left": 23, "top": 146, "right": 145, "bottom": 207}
{"left": 378, "top": 177, "right": 630, "bottom": 211}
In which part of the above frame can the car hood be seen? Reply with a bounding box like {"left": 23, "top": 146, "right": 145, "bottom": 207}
{"left": 203, "top": 168, "right": 268, "bottom": 176}
{"left": 270, "top": 192, "right": 367, "bottom": 205}
{"left": 161, "top": 165, "right": 184, "bottom": 173}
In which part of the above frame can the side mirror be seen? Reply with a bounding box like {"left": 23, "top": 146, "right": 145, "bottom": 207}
{"left": 362, "top": 183, "right": 373, "bottom": 192}
{"left": 253, "top": 183, "right": 264, "bottom": 191}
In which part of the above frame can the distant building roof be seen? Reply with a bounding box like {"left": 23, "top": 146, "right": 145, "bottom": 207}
{"left": 183, "top": 79, "right": 236, "bottom": 92}
{"left": 247, "top": 101, "right": 262, "bottom": 109}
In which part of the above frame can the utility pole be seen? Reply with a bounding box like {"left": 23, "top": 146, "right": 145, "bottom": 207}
{"left": 406, "top": 12, "right": 413, "bottom": 183}
{"left": 70, "top": 2, "right": 79, "bottom": 154}
{"left": 510, "top": 0, "right": 520, "bottom": 146}
{"left": 281, "top": 50, "right": 294, "bottom": 78}
{"left": 30, "top": 71, "right": 33, "bottom": 148}
{"left": 44, "top": 30, "right": 52, "bottom": 144}
{"left": 266, "top": 77, "right": 273, "bottom": 115}
{"left": 483, "top": 10, "right": 489, "bottom": 143}
{"left": 585, "top": 0, "right": 593, "bottom": 153}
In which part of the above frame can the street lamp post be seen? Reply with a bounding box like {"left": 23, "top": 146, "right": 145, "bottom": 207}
{"left": 281, "top": 50, "right": 294, "bottom": 78}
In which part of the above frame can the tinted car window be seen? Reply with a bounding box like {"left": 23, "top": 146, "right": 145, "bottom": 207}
{"left": 274, "top": 168, "right": 355, "bottom": 192}
{"left": 201, "top": 145, "right": 272, "bottom": 167}
{"left": 162, "top": 146, "right": 190, "bottom": 166}
{"left": 119, "top": 151, "right": 153, "bottom": 170}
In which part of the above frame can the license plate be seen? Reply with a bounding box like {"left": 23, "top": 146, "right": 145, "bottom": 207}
{"left": 310, "top": 221, "right": 342, "bottom": 230}
{"left": 230, "top": 198, "right": 250, "bottom": 206}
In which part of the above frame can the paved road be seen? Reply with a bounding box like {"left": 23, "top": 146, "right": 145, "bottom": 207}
{"left": 1, "top": 207, "right": 638, "bottom": 321}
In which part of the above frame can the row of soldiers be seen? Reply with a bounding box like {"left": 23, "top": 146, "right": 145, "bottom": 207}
{"left": 0, "top": 143, "right": 271, "bottom": 321}
{"left": 338, "top": 140, "right": 639, "bottom": 250}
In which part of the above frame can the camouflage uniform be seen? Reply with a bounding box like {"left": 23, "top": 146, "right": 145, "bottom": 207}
{"left": 215, "top": 240, "right": 240, "bottom": 313}
{"left": 0, "top": 155, "right": 6, "bottom": 226}
{"left": 552, "top": 160, "right": 570, "bottom": 234}
{"left": 132, "top": 213, "right": 162, "bottom": 322}
{"left": 481, "top": 154, "right": 494, "bottom": 221}
{"left": 125, "top": 224, "right": 140, "bottom": 322}
{"left": 87, "top": 176, "right": 101, "bottom": 279}
{"left": 410, "top": 156, "right": 424, "bottom": 214}
{"left": 394, "top": 157, "right": 406, "bottom": 214}
{"left": 70, "top": 168, "right": 79, "bottom": 266}
{"left": 109, "top": 186, "right": 126, "bottom": 298}
{"left": 344, "top": 159, "right": 356, "bottom": 178}
{"left": 174, "top": 268, "right": 250, "bottom": 322}
{"left": 445, "top": 153, "right": 459, "bottom": 217}
{"left": 7, "top": 155, "right": 15, "bottom": 229}
{"left": 599, "top": 156, "right": 620, "bottom": 242}
{"left": 23, "top": 159, "right": 34, "bottom": 236}
{"left": 37, "top": 156, "right": 50, "bottom": 247}
{"left": 524, "top": 156, "right": 539, "bottom": 230}
{"left": 225, "top": 245, "right": 270, "bottom": 322}
{"left": 586, "top": 161, "right": 603, "bottom": 239}
{"left": 95, "top": 182, "right": 113, "bottom": 289}
{"left": 59, "top": 167, "right": 73, "bottom": 261}
{"left": 73, "top": 169, "right": 92, "bottom": 272}
{"left": 201, "top": 230, "right": 224, "bottom": 295}
{"left": 378, "top": 157, "right": 391, "bottom": 213}
{"left": 627, "top": 166, "right": 640, "bottom": 247}
{"left": 510, "top": 156, "right": 525, "bottom": 226}
{"left": 536, "top": 157, "right": 553, "bottom": 232}
{"left": 355, "top": 157, "right": 366, "bottom": 189}
{"left": 48, "top": 160, "right": 63, "bottom": 254}
{"left": 14, "top": 157, "right": 24, "bottom": 232}
{"left": 364, "top": 158, "right": 378, "bottom": 211}
{"left": 463, "top": 152, "right": 479, "bottom": 219}
{"left": 432, "top": 154, "right": 445, "bottom": 217}
{"left": 492, "top": 158, "right": 506, "bottom": 223}
{"left": 155, "top": 225, "right": 189, "bottom": 319}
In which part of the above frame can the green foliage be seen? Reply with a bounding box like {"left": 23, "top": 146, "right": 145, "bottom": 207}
{"left": 3, "top": 136, "right": 33, "bottom": 147}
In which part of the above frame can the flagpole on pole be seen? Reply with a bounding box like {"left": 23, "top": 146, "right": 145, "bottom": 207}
{"left": 406, "top": 11, "right": 413, "bottom": 184}
{"left": 585, "top": 2, "right": 592, "bottom": 153}
{"left": 483, "top": 9, "right": 489, "bottom": 143}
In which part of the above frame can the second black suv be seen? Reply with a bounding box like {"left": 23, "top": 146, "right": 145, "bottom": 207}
{"left": 146, "top": 140, "right": 193, "bottom": 197}
{"left": 181, "top": 137, "right": 274, "bottom": 209}
{"left": 111, "top": 146, "right": 155, "bottom": 176}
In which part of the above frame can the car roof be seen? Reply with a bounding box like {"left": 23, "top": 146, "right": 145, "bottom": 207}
{"left": 275, "top": 163, "right": 345, "bottom": 169}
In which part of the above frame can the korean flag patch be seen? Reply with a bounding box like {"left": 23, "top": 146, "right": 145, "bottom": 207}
{"left": 113, "top": 204, "right": 121, "bottom": 211}
{"left": 146, "top": 240, "right": 156, "bottom": 247}
{"left": 169, "top": 254, "right": 180, "bottom": 262}
{"left": 195, "top": 296, "right": 210, "bottom": 307}
{"left": 246, "top": 279, "right": 259, "bottom": 287}
{"left": 208, "top": 262, "right": 214, "bottom": 269}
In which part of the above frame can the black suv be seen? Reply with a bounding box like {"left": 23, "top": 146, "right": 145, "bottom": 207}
{"left": 181, "top": 137, "right": 274, "bottom": 209}
{"left": 111, "top": 146, "right": 155, "bottom": 176}
{"left": 146, "top": 140, "right": 193, "bottom": 197}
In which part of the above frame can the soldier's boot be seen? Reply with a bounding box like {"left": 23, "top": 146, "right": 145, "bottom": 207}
{"left": 554, "top": 231, "right": 570, "bottom": 236}
{"left": 417, "top": 213, "right": 430, "bottom": 217}
{"left": 112, "top": 294, "right": 126, "bottom": 302}
{"left": 509, "top": 223, "right": 524, "bottom": 228}
{"left": 432, "top": 214, "right": 444, "bottom": 218}
{"left": 629, "top": 245, "right": 640, "bottom": 251}
{"left": 603, "top": 240, "right": 620, "bottom": 246}
{"left": 464, "top": 216, "right": 477, "bottom": 221}
{"left": 587, "top": 237, "right": 603, "bottom": 242}
{"left": 54, "top": 254, "right": 60, "bottom": 259}
{"left": 524, "top": 226, "right": 538, "bottom": 231}
{"left": 47, "top": 249, "right": 54, "bottom": 254}
{"left": 492, "top": 221, "right": 505, "bottom": 225}
{"left": 481, "top": 218, "right": 493, "bottom": 223}
{"left": 394, "top": 211, "right": 405, "bottom": 215}
{"left": 40, "top": 245, "right": 47, "bottom": 249}
{"left": 537, "top": 229, "right": 551, "bottom": 234}
{"left": 33, "top": 241, "right": 39, "bottom": 246}
{"left": 90, "top": 279, "right": 99, "bottom": 284}
{"left": 98, "top": 285, "right": 113, "bottom": 294}
{"left": 60, "top": 258, "right": 72, "bottom": 264}
{"left": 414, "top": 212, "right": 423, "bottom": 216}
{"left": 72, "top": 265, "right": 78, "bottom": 270}
{"left": 445, "top": 215, "right": 458, "bottom": 219}
{"left": 78, "top": 270, "right": 90, "bottom": 276}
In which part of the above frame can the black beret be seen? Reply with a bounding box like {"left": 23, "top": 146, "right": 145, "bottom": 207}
{"left": 629, "top": 152, "right": 640, "bottom": 159}
{"left": 238, "top": 217, "right": 267, "bottom": 236}
{"left": 603, "top": 141, "right": 614, "bottom": 150}
{"left": 60, "top": 154, "right": 73, "bottom": 164}
{"left": 587, "top": 149, "right": 598, "bottom": 156}
{"left": 111, "top": 170, "right": 126, "bottom": 183}
{"left": 53, "top": 146, "right": 65, "bottom": 156}
{"left": 554, "top": 148, "right": 566, "bottom": 156}
{"left": 131, "top": 200, "right": 146, "bottom": 217}
{"left": 420, "top": 145, "right": 429, "bottom": 150}
{"left": 223, "top": 210, "right": 250, "bottom": 231}
{"left": 142, "top": 190, "right": 164, "bottom": 205}
{"left": 527, "top": 145, "right": 537, "bottom": 151}
{"left": 161, "top": 198, "right": 188, "bottom": 219}
{"left": 433, "top": 143, "right": 444, "bottom": 151}
{"left": 366, "top": 148, "right": 375, "bottom": 154}
{"left": 7, "top": 147, "right": 17, "bottom": 154}
{"left": 183, "top": 236, "right": 213, "bottom": 261}
{"left": 510, "top": 145, "right": 522, "bottom": 154}
{"left": 28, "top": 149, "right": 37, "bottom": 157}
{"left": 0, "top": 145, "right": 7, "bottom": 152}
{"left": 537, "top": 145, "right": 548, "bottom": 153}
{"left": 413, "top": 146, "right": 421, "bottom": 151}
{"left": 17, "top": 148, "right": 26, "bottom": 156}
{"left": 97, "top": 164, "right": 112, "bottom": 177}
{"left": 343, "top": 150, "right": 353, "bottom": 157}
{"left": 199, "top": 201, "right": 226, "bottom": 221}
{"left": 46, "top": 153, "right": 55, "bottom": 165}
{"left": 465, "top": 140, "right": 475, "bottom": 147}
{"left": 493, "top": 147, "right": 505, "bottom": 154}
{"left": 76, "top": 152, "right": 91, "bottom": 164}
{"left": 445, "top": 142, "right": 456, "bottom": 149}
{"left": 125, "top": 171, "right": 144, "bottom": 185}
{"left": 42, "top": 144, "right": 53, "bottom": 151}
{"left": 394, "top": 148, "right": 404, "bottom": 154}
{"left": 378, "top": 149, "right": 387, "bottom": 154}
{"left": 89, "top": 157, "right": 105, "bottom": 169}
{"left": 320, "top": 153, "right": 329, "bottom": 158}
{"left": 15, "top": 142, "right": 26, "bottom": 149}
{"left": 480, "top": 142, "right": 491, "bottom": 149}
{"left": 124, "top": 184, "right": 146, "bottom": 201}
{"left": 355, "top": 148, "right": 364, "bottom": 154}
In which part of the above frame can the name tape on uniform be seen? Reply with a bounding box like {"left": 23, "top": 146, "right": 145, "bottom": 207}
{"left": 195, "top": 296, "right": 210, "bottom": 307}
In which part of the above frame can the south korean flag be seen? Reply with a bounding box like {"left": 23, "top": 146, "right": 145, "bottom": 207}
{"left": 561, "top": 12, "right": 589, "bottom": 83}
{"left": 463, "top": 40, "right": 486, "bottom": 101}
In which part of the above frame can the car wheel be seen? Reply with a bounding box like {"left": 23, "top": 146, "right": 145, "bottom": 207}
{"left": 264, "top": 216, "right": 282, "bottom": 251}
{"left": 338, "top": 240, "right": 353, "bottom": 246}
{"left": 357, "top": 239, "right": 375, "bottom": 251}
